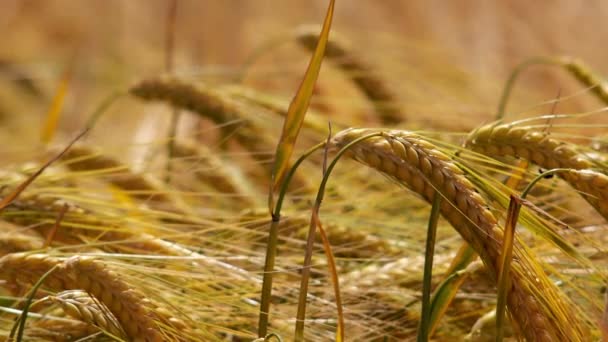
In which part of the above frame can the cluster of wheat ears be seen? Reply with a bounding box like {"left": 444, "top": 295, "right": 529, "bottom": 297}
{"left": 1, "top": 2, "right": 608, "bottom": 342}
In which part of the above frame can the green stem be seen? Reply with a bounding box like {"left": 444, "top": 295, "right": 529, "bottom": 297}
{"left": 10, "top": 264, "right": 59, "bottom": 342}
{"left": 520, "top": 168, "right": 570, "bottom": 199}
{"left": 417, "top": 193, "right": 442, "bottom": 342}
{"left": 85, "top": 90, "right": 126, "bottom": 130}
{"left": 258, "top": 142, "right": 326, "bottom": 337}
{"left": 294, "top": 132, "right": 382, "bottom": 342}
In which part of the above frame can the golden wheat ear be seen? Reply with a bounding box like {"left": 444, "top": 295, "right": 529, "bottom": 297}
{"left": 34, "top": 289, "right": 127, "bottom": 339}
{"left": 331, "top": 128, "right": 587, "bottom": 341}
{"left": 465, "top": 123, "right": 608, "bottom": 220}
{"left": 129, "top": 77, "right": 269, "bottom": 151}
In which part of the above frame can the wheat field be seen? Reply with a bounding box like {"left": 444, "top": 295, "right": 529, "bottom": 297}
{"left": 0, "top": 1, "right": 607, "bottom": 341}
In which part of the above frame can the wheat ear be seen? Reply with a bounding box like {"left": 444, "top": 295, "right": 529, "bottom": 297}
{"left": 559, "top": 56, "right": 608, "bottom": 105}
{"left": 295, "top": 25, "right": 402, "bottom": 125}
{"left": 295, "top": 26, "right": 405, "bottom": 125}
{"left": 465, "top": 123, "right": 608, "bottom": 219}
{"left": 36, "top": 290, "right": 126, "bottom": 339}
{"left": 130, "top": 77, "right": 316, "bottom": 192}
{"left": 0, "top": 223, "right": 44, "bottom": 256}
{"left": 3, "top": 193, "right": 198, "bottom": 256}
{"left": 0, "top": 253, "right": 189, "bottom": 342}
{"left": 129, "top": 77, "right": 269, "bottom": 152}
{"left": 331, "top": 128, "right": 586, "bottom": 341}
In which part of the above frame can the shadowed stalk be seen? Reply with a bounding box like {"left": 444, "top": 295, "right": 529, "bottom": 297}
{"left": 258, "top": 142, "right": 326, "bottom": 337}
{"left": 43, "top": 203, "right": 68, "bottom": 248}
{"left": 601, "top": 291, "right": 608, "bottom": 341}
{"left": 417, "top": 193, "right": 442, "bottom": 342}
{"left": 9, "top": 265, "right": 59, "bottom": 342}
{"left": 261, "top": 1, "right": 334, "bottom": 336}
{"left": 294, "top": 132, "right": 382, "bottom": 342}
{"left": 164, "top": 0, "right": 179, "bottom": 184}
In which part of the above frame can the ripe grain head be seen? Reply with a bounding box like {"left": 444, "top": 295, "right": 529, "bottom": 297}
{"left": 465, "top": 123, "right": 608, "bottom": 220}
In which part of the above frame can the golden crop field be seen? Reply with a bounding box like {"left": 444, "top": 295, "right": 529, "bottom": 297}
{"left": 0, "top": 1, "right": 607, "bottom": 341}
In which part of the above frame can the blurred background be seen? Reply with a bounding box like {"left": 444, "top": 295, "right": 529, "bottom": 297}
{"left": 1, "top": 0, "right": 607, "bottom": 151}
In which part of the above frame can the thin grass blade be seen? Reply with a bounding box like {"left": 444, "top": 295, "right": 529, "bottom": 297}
{"left": 0, "top": 128, "right": 88, "bottom": 211}
{"left": 268, "top": 0, "right": 335, "bottom": 212}
{"left": 41, "top": 65, "right": 72, "bottom": 144}
{"left": 496, "top": 195, "right": 521, "bottom": 342}
{"left": 428, "top": 243, "right": 477, "bottom": 335}
{"left": 316, "top": 218, "right": 344, "bottom": 342}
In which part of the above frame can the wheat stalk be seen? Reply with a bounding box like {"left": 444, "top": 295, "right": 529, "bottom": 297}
{"left": 295, "top": 25, "right": 402, "bottom": 124}
{"left": 239, "top": 209, "right": 399, "bottom": 258}
{"left": 465, "top": 123, "right": 608, "bottom": 219}
{"left": 331, "top": 128, "right": 586, "bottom": 341}
{"left": 0, "top": 253, "right": 188, "bottom": 341}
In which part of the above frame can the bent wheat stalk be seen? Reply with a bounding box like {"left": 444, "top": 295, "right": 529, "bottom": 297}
{"left": 498, "top": 56, "right": 608, "bottom": 118}
{"left": 331, "top": 128, "right": 586, "bottom": 341}
{"left": 465, "top": 123, "right": 608, "bottom": 220}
